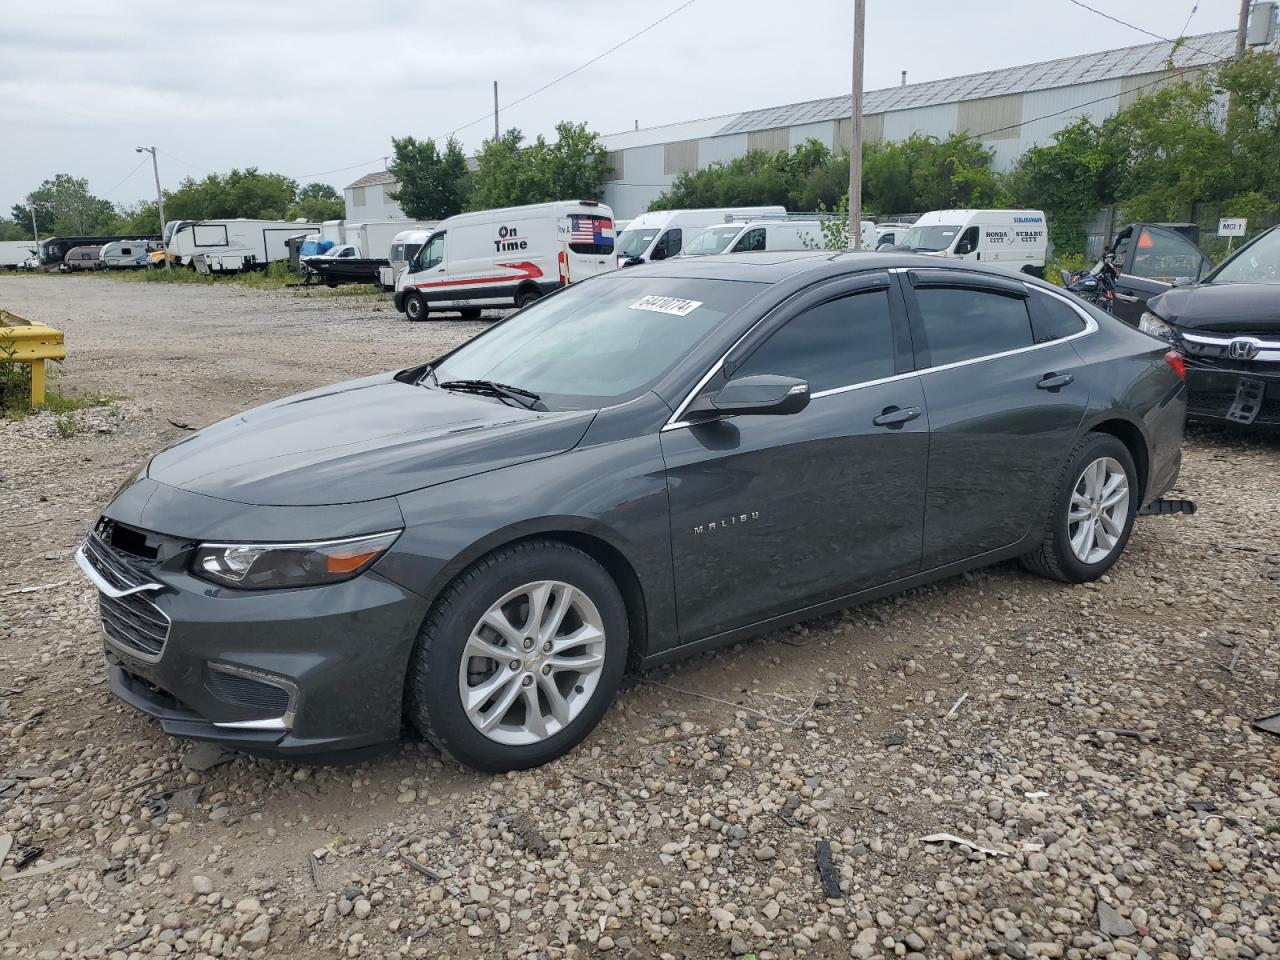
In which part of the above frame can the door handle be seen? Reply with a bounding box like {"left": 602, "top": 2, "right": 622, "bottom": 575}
{"left": 1037, "top": 373, "right": 1074, "bottom": 391}
{"left": 872, "top": 405, "right": 922, "bottom": 428}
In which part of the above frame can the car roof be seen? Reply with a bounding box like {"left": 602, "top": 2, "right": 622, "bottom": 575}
{"left": 614, "top": 250, "right": 1049, "bottom": 286}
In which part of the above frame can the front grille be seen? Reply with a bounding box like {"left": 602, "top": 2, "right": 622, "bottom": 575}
{"left": 83, "top": 534, "right": 171, "bottom": 661}
{"left": 206, "top": 668, "right": 291, "bottom": 716}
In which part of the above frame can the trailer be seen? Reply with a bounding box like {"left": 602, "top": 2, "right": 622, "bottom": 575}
{"left": 166, "top": 219, "right": 320, "bottom": 271}
{"left": 37, "top": 235, "right": 160, "bottom": 268}
{"left": 0, "top": 240, "right": 38, "bottom": 270}
{"left": 100, "top": 239, "right": 159, "bottom": 269}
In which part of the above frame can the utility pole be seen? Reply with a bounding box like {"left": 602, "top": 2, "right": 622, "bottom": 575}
{"left": 136, "top": 146, "right": 170, "bottom": 271}
{"left": 28, "top": 200, "right": 39, "bottom": 250}
{"left": 493, "top": 81, "right": 500, "bottom": 140}
{"left": 847, "top": 0, "right": 866, "bottom": 250}
{"left": 1236, "top": 0, "right": 1251, "bottom": 58}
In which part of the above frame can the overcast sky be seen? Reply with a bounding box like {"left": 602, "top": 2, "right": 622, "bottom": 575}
{"left": 1, "top": 0, "right": 1239, "bottom": 213}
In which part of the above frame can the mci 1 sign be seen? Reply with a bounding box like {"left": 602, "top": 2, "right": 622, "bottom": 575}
{"left": 1218, "top": 218, "right": 1247, "bottom": 238}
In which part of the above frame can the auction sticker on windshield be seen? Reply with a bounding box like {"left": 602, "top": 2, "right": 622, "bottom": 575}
{"left": 629, "top": 296, "right": 703, "bottom": 317}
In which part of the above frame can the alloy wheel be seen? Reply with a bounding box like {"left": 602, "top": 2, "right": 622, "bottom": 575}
{"left": 1068, "top": 456, "right": 1129, "bottom": 564}
{"left": 458, "top": 580, "right": 607, "bottom": 746}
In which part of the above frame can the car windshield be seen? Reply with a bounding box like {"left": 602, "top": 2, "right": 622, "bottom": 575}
{"left": 1207, "top": 228, "right": 1280, "bottom": 284}
{"left": 616, "top": 228, "right": 659, "bottom": 258}
{"left": 683, "top": 226, "right": 741, "bottom": 256}
{"left": 431, "top": 275, "right": 766, "bottom": 410}
{"left": 899, "top": 224, "right": 961, "bottom": 252}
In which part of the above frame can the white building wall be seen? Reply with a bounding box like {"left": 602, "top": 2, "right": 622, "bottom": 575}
{"left": 603, "top": 143, "right": 671, "bottom": 219}
{"left": 881, "top": 102, "right": 960, "bottom": 144}
{"left": 788, "top": 121, "right": 838, "bottom": 150}
{"left": 698, "top": 132, "right": 750, "bottom": 166}
{"left": 343, "top": 182, "right": 406, "bottom": 221}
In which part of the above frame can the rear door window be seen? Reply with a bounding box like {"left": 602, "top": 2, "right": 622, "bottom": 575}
{"left": 734, "top": 289, "right": 897, "bottom": 393}
{"left": 913, "top": 286, "right": 1034, "bottom": 366}
{"left": 1029, "top": 291, "right": 1088, "bottom": 343}
{"left": 568, "top": 215, "right": 615, "bottom": 256}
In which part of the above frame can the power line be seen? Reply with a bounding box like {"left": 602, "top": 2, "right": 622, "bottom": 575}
{"left": 157, "top": 149, "right": 212, "bottom": 176}
{"left": 1063, "top": 0, "right": 1218, "bottom": 58}
{"left": 294, "top": 156, "right": 389, "bottom": 180}
{"left": 445, "top": 0, "right": 702, "bottom": 139}
{"left": 100, "top": 157, "right": 150, "bottom": 197}
{"left": 1179, "top": 2, "right": 1199, "bottom": 37}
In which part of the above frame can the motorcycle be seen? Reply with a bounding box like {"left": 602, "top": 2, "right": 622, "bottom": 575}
{"left": 1059, "top": 253, "right": 1118, "bottom": 313}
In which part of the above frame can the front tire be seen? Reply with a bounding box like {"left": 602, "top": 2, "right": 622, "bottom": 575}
{"left": 405, "top": 540, "right": 628, "bottom": 772}
{"left": 1021, "top": 433, "right": 1138, "bottom": 583}
{"left": 516, "top": 286, "right": 541, "bottom": 309}
{"left": 459, "top": 307, "right": 482, "bottom": 320}
{"left": 403, "top": 292, "right": 428, "bottom": 322}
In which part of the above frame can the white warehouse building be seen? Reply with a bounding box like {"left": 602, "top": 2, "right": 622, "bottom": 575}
{"left": 597, "top": 28, "right": 1279, "bottom": 219}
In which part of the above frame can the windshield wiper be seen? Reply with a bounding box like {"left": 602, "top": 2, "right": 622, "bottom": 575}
{"left": 437, "top": 379, "right": 544, "bottom": 411}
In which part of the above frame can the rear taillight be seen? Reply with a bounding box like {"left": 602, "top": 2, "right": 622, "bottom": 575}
{"left": 1164, "top": 349, "right": 1186, "bottom": 382}
{"left": 557, "top": 250, "right": 569, "bottom": 286}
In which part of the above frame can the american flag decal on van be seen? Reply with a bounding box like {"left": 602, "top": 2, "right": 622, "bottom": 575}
{"left": 569, "top": 216, "right": 615, "bottom": 251}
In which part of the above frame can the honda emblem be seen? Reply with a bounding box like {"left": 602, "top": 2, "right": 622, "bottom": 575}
{"left": 1228, "top": 338, "right": 1260, "bottom": 360}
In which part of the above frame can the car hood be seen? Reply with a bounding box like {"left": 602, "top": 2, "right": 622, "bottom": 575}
{"left": 1148, "top": 283, "right": 1280, "bottom": 333}
{"left": 146, "top": 373, "right": 596, "bottom": 506}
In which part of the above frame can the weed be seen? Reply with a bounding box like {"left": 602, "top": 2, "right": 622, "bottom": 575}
{"left": 54, "top": 413, "right": 76, "bottom": 438}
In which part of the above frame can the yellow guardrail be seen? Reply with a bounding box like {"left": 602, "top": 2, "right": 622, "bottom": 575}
{"left": 1, "top": 310, "right": 66, "bottom": 408}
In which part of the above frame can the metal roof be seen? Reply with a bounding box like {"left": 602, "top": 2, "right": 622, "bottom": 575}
{"left": 713, "top": 30, "right": 1247, "bottom": 135}
{"left": 345, "top": 171, "right": 397, "bottom": 189}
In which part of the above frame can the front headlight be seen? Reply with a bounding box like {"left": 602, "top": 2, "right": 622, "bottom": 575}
{"left": 192, "top": 530, "right": 401, "bottom": 590}
{"left": 1138, "top": 311, "right": 1174, "bottom": 341}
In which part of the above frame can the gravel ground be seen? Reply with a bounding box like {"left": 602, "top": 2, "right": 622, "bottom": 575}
{"left": 1, "top": 273, "right": 1278, "bottom": 960}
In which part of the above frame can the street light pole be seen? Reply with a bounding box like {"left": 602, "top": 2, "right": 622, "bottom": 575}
{"left": 848, "top": 0, "right": 866, "bottom": 251}
{"left": 136, "top": 146, "right": 171, "bottom": 271}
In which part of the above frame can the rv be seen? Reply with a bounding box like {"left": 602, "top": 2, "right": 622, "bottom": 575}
{"left": 378, "top": 228, "right": 431, "bottom": 291}
{"left": 100, "top": 240, "right": 156, "bottom": 269}
{"left": 682, "top": 220, "right": 825, "bottom": 256}
{"left": 0, "top": 240, "right": 37, "bottom": 270}
{"left": 61, "top": 245, "right": 103, "bottom": 270}
{"left": 166, "top": 219, "right": 320, "bottom": 271}
{"left": 614, "top": 207, "right": 787, "bottom": 266}
{"left": 394, "top": 201, "right": 615, "bottom": 320}
{"left": 38, "top": 235, "right": 160, "bottom": 268}
{"left": 895, "top": 209, "right": 1048, "bottom": 275}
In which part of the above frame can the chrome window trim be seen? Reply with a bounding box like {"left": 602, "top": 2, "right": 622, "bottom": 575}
{"left": 662, "top": 275, "right": 1097, "bottom": 431}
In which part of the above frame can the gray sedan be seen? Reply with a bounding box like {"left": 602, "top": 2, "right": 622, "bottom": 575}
{"left": 77, "top": 253, "right": 1187, "bottom": 771}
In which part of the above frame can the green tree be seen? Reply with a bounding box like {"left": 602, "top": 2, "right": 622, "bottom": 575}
{"left": 16, "top": 174, "right": 117, "bottom": 236}
{"left": 387, "top": 137, "right": 470, "bottom": 219}
{"left": 164, "top": 168, "right": 299, "bottom": 221}
{"left": 0, "top": 218, "right": 33, "bottom": 241}
{"left": 287, "top": 182, "right": 346, "bottom": 222}
{"left": 1007, "top": 119, "right": 1124, "bottom": 255}
{"left": 468, "top": 123, "right": 611, "bottom": 211}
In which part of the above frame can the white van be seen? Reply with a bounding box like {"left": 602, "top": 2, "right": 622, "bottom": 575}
{"left": 0, "top": 240, "right": 37, "bottom": 269}
{"left": 394, "top": 201, "right": 615, "bottom": 320}
{"left": 682, "top": 220, "right": 825, "bottom": 256}
{"left": 873, "top": 222, "right": 914, "bottom": 249}
{"left": 378, "top": 228, "right": 432, "bottom": 291}
{"left": 615, "top": 207, "right": 787, "bottom": 266}
{"left": 896, "top": 209, "right": 1047, "bottom": 275}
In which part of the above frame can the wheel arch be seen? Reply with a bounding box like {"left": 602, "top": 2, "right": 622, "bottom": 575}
{"left": 417, "top": 518, "right": 652, "bottom": 669}
{"left": 1084, "top": 415, "right": 1150, "bottom": 504}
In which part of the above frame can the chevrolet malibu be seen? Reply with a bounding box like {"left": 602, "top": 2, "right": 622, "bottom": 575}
{"left": 77, "top": 253, "right": 1187, "bottom": 771}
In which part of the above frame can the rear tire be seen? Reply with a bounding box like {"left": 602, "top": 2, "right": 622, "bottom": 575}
{"left": 403, "top": 292, "right": 428, "bottom": 322}
{"left": 516, "top": 286, "right": 541, "bottom": 309}
{"left": 1021, "top": 433, "right": 1138, "bottom": 583}
{"left": 405, "top": 540, "right": 628, "bottom": 772}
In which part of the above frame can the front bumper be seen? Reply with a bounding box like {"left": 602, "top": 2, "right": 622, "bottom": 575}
{"left": 78, "top": 532, "right": 430, "bottom": 758}
{"left": 1184, "top": 363, "right": 1280, "bottom": 428}
{"left": 393, "top": 289, "right": 407, "bottom": 312}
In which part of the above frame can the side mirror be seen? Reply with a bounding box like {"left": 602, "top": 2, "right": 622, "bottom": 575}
{"left": 650, "top": 246, "right": 667, "bottom": 261}
{"left": 689, "top": 374, "right": 810, "bottom": 419}
{"left": 623, "top": 256, "right": 644, "bottom": 267}
{"left": 955, "top": 241, "right": 972, "bottom": 255}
